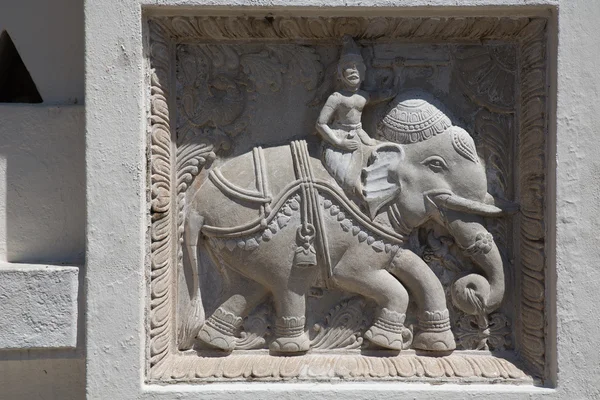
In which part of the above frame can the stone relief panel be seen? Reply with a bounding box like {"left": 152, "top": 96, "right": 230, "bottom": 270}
{"left": 147, "top": 15, "right": 548, "bottom": 383}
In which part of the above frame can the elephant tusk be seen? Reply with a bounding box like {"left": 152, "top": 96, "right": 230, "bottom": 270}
{"left": 484, "top": 192, "right": 520, "bottom": 214}
{"left": 432, "top": 193, "right": 504, "bottom": 217}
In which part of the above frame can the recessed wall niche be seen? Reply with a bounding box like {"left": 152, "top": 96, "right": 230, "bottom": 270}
{"left": 146, "top": 15, "right": 549, "bottom": 384}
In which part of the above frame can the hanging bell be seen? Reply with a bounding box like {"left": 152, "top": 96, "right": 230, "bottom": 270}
{"left": 294, "top": 244, "right": 317, "bottom": 267}
{"left": 293, "top": 224, "right": 317, "bottom": 268}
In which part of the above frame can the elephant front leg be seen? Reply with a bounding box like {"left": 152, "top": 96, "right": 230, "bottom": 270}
{"left": 269, "top": 288, "right": 311, "bottom": 353}
{"left": 333, "top": 247, "right": 411, "bottom": 351}
{"left": 388, "top": 249, "right": 456, "bottom": 353}
{"left": 268, "top": 262, "right": 318, "bottom": 354}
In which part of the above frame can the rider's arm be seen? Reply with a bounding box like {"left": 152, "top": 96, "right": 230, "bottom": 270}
{"left": 315, "top": 94, "right": 342, "bottom": 147}
{"left": 316, "top": 93, "right": 360, "bottom": 152}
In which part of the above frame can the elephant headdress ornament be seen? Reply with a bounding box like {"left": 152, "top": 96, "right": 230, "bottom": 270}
{"left": 179, "top": 89, "right": 514, "bottom": 356}
{"left": 377, "top": 90, "right": 453, "bottom": 144}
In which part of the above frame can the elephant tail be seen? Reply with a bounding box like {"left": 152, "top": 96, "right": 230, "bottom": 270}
{"left": 178, "top": 205, "right": 206, "bottom": 350}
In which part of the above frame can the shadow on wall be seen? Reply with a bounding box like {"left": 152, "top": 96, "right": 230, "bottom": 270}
{"left": 0, "top": 31, "right": 43, "bottom": 103}
{"left": 0, "top": 104, "right": 85, "bottom": 264}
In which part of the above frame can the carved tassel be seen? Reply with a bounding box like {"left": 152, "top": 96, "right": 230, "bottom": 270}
{"left": 294, "top": 224, "right": 317, "bottom": 267}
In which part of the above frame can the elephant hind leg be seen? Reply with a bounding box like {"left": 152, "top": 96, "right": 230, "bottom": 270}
{"left": 333, "top": 263, "right": 411, "bottom": 351}
{"left": 198, "top": 272, "right": 268, "bottom": 352}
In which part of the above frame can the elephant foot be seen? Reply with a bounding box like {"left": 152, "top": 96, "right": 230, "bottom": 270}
{"left": 413, "top": 310, "right": 456, "bottom": 353}
{"left": 270, "top": 332, "right": 310, "bottom": 353}
{"left": 413, "top": 330, "right": 456, "bottom": 352}
{"left": 269, "top": 316, "right": 309, "bottom": 354}
{"left": 197, "top": 307, "right": 243, "bottom": 352}
{"left": 364, "top": 308, "right": 409, "bottom": 351}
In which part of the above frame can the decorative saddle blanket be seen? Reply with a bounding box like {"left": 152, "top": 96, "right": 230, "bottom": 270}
{"left": 201, "top": 140, "right": 407, "bottom": 283}
{"left": 202, "top": 141, "right": 404, "bottom": 235}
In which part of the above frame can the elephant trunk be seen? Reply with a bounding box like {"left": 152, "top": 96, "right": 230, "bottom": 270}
{"left": 439, "top": 208, "right": 505, "bottom": 316}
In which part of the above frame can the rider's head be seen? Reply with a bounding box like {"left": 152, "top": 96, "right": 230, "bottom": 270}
{"left": 338, "top": 35, "right": 366, "bottom": 89}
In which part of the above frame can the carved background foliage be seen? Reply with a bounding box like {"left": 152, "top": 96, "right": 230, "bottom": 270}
{"left": 147, "top": 15, "right": 548, "bottom": 383}
{"left": 454, "top": 45, "right": 517, "bottom": 113}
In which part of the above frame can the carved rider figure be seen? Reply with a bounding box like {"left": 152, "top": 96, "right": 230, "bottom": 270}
{"left": 315, "top": 36, "right": 396, "bottom": 198}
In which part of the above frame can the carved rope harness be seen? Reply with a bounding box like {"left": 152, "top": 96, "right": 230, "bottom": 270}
{"left": 289, "top": 140, "right": 332, "bottom": 277}
{"left": 203, "top": 140, "right": 407, "bottom": 284}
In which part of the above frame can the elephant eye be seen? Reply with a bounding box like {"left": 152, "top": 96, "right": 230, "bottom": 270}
{"left": 422, "top": 156, "right": 448, "bottom": 173}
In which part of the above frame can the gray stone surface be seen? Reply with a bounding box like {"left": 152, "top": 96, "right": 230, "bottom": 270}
{"left": 0, "top": 357, "right": 85, "bottom": 400}
{"left": 147, "top": 14, "right": 532, "bottom": 383}
{"left": 84, "top": 0, "right": 600, "bottom": 399}
{"left": 0, "top": 263, "right": 78, "bottom": 349}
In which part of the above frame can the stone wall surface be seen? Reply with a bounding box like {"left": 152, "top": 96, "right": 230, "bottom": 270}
{"left": 1, "top": 0, "right": 600, "bottom": 399}
{"left": 0, "top": 0, "right": 85, "bottom": 398}
{"left": 0, "top": 357, "right": 85, "bottom": 400}
{"left": 0, "top": 264, "right": 78, "bottom": 349}
{"left": 84, "top": 0, "right": 600, "bottom": 399}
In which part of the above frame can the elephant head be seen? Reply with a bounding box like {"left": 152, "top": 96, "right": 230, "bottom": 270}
{"left": 361, "top": 91, "right": 512, "bottom": 318}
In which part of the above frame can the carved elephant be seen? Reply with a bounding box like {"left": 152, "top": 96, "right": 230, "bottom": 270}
{"left": 179, "top": 94, "right": 509, "bottom": 355}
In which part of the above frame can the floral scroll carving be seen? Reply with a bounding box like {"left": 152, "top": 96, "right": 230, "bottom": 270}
{"left": 147, "top": 15, "right": 549, "bottom": 383}
{"left": 310, "top": 297, "right": 369, "bottom": 350}
{"left": 148, "top": 22, "right": 174, "bottom": 377}
{"left": 166, "top": 352, "right": 527, "bottom": 381}
{"left": 516, "top": 19, "right": 548, "bottom": 376}
{"left": 176, "top": 43, "right": 323, "bottom": 137}
{"left": 160, "top": 16, "right": 533, "bottom": 42}
{"left": 455, "top": 312, "right": 511, "bottom": 351}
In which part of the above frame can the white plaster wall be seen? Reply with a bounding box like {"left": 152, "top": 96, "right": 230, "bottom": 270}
{"left": 553, "top": 0, "right": 600, "bottom": 396}
{"left": 0, "top": 109, "right": 86, "bottom": 395}
{"left": 84, "top": 0, "right": 600, "bottom": 399}
{"left": 0, "top": 112, "right": 86, "bottom": 392}
{"left": 0, "top": 264, "right": 79, "bottom": 349}
{"left": 0, "top": 0, "right": 85, "bottom": 397}
{"left": 0, "top": 105, "right": 85, "bottom": 263}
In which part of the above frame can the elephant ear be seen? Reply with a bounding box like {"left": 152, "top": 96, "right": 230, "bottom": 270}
{"left": 361, "top": 143, "right": 404, "bottom": 219}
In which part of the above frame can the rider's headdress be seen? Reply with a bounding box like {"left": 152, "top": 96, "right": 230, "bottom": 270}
{"left": 338, "top": 35, "right": 365, "bottom": 69}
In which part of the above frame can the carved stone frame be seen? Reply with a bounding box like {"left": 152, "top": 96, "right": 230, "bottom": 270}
{"left": 146, "top": 14, "right": 549, "bottom": 384}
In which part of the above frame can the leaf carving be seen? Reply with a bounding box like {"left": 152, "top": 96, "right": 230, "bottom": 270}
{"left": 311, "top": 297, "right": 368, "bottom": 350}
{"left": 176, "top": 127, "right": 231, "bottom": 191}
{"left": 269, "top": 45, "right": 323, "bottom": 91}
{"left": 453, "top": 45, "right": 517, "bottom": 113}
{"left": 177, "top": 45, "right": 246, "bottom": 128}
{"left": 236, "top": 303, "right": 272, "bottom": 350}
{"left": 308, "top": 60, "right": 338, "bottom": 107}
{"left": 240, "top": 50, "right": 285, "bottom": 93}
